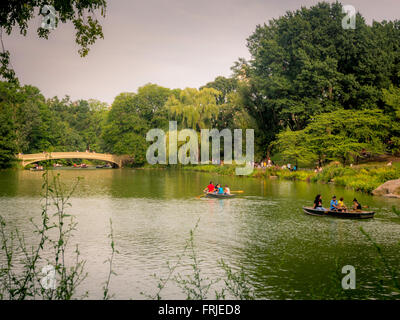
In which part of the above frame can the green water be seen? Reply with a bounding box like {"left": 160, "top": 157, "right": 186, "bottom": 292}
{"left": 0, "top": 168, "right": 399, "bottom": 299}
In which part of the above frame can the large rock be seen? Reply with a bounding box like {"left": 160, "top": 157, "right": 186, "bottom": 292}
{"left": 372, "top": 179, "right": 400, "bottom": 198}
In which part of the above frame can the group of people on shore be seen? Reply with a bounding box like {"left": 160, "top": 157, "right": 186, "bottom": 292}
{"left": 313, "top": 194, "right": 362, "bottom": 212}
{"left": 257, "top": 157, "right": 273, "bottom": 168}
{"left": 256, "top": 158, "right": 298, "bottom": 171}
{"left": 204, "top": 181, "right": 231, "bottom": 195}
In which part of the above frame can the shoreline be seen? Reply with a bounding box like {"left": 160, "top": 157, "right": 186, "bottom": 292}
{"left": 10, "top": 161, "right": 400, "bottom": 196}
{"left": 181, "top": 162, "right": 400, "bottom": 196}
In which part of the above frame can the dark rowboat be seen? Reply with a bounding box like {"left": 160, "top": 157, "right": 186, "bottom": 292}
{"left": 205, "top": 193, "right": 236, "bottom": 199}
{"left": 302, "top": 206, "right": 375, "bottom": 219}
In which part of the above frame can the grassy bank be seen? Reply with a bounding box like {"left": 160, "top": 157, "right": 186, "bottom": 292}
{"left": 183, "top": 161, "right": 400, "bottom": 194}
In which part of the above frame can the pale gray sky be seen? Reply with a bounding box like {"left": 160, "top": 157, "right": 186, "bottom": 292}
{"left": 5, "top": 0, "right": 400, "bottom": 104}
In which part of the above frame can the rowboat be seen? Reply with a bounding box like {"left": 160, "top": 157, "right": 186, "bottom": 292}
{"left": 302, "top": 206, "right": 375, "bottom": 219}
{"left": 205, "top": 193, "right": 236, "bottom": 199}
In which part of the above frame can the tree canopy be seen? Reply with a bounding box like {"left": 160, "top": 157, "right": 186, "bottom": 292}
{"left": 236, "top": 1, "right": 400, "bottom": 164}
{"left": 243, "top": 5, "right": 398, "bottom": 132}
{"left": 1, "top": 2, "right": 400, "bottom": 168}
{"left": 273, "top": 109, "right": 391, "bottom": 165}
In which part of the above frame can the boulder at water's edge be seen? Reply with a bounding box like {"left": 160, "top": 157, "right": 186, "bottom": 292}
{"left": 372, "top": 179, "right": 400, "bottom": 198}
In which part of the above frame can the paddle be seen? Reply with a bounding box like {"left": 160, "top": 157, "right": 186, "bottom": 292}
{"left": 196, "top": 190, "right": 209, "bottom": 198}
{"left": 197, "top": 190, "right": 244, "bottom": 198}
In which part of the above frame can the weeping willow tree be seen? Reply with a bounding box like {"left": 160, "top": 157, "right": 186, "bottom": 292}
{"left": 165, "top": 88, "right": 221, "bottom": 130}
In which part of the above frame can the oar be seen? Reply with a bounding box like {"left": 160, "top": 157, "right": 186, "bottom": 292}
{"left": 230, "top": 190, "right": 244, "bottom": 193}
{"left": 196, "top": 191, "right": 208, "bottom": 199}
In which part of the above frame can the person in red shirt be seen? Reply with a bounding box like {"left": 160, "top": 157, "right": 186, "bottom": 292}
{"left": 204, "top": 181, "right": 215, "bottom": 193}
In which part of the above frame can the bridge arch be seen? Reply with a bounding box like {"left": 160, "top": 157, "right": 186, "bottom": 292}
{"left": 17, "top": 152, "right": 132, "bottom": 168}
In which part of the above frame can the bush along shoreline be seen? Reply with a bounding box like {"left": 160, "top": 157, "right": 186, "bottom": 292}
{"left": 182, "top": 161, "right": 400, "bottom": 195}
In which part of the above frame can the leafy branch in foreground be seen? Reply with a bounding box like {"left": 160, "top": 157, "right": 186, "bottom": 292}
{"left": 0, "top": 168, "right": 118, "bottom": 300}
{"left": 141, "top": 220, "right": 200, "bottom": 300}
{"left": 103, "top": 219, "right": 118, "bottom": 300}
{"left": 172, "top": 226, "right": 218, "bottom": 300}
{"left": 46, "top": 172, "right": 87, "bottom": 300}
{"left": 0, "top": 170, "right": 86, "bottom": 299}
{"left": 216, "top": 259, "right": 255, "bottom": 300}
{"left": 142, "top": 219, "right": 256, "bottom": 300}
{"left": 0, "top": 168, "right": 53, "bottom": 299}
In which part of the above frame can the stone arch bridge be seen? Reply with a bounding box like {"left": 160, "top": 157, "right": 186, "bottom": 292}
{"left": 17, "top": 152, "right": 132, "bottom": 168}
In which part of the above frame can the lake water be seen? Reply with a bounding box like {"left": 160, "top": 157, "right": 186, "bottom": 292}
{"left": 0, "top": 168, "right": 399, "bottom": 299}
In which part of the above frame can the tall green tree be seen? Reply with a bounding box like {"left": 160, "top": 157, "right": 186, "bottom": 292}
{"left": 240, "top": 1, "right": 400, "bottom": 156}
{"left": 201, "top": 76, "right": 238, "bottom": 105}
{"left": 0, "top": 82, "right": 18, "bottom": 167}
{"left": 271, "top": 128, "right": 317, "bottom": 166}
{"left": 382, "top": 85, "right": 400, "bottom": 154}
{"left": 102, "top": 91, "right": 150, "bottom": 165}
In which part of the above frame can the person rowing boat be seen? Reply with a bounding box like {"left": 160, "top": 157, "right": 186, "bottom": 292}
{"left": 215, "top": 184, "right": 224, "bottom": 194}
{"left": 203, "top": 181, "right": 215, "bottom": 193}
{"left": 200, "top": 182, "right": 241, "bottom": 198}
{"left": 203, "top": 182, "right": 223, "bottom": 195}
{"left": 224, "top": 185, "right": 231, "bottom": 195}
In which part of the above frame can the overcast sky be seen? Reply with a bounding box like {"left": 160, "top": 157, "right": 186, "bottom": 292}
{"left": 5, "top": 0, "right": 400, "bottom": 104}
